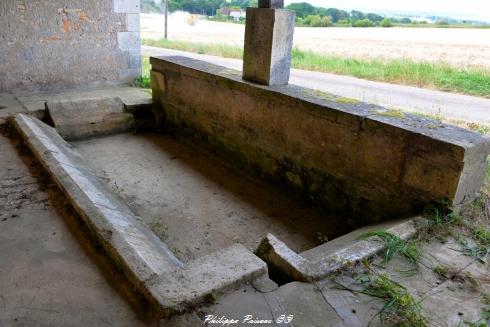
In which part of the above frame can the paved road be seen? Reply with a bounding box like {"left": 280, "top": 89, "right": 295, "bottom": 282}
{"left": 143, "top": 45, "right": 490, "bottom": 124}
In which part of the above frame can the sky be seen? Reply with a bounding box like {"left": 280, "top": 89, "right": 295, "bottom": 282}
{"left": 284, "top": 0, "right": 490, "bottom": 22}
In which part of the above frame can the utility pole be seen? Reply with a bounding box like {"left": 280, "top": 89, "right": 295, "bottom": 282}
{"left": 163, "top": 0, "right": 168, "bottom": 39}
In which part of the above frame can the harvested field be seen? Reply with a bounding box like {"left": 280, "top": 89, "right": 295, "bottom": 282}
{"left": 141, "top": 13, "right": 490, "bottom": 69}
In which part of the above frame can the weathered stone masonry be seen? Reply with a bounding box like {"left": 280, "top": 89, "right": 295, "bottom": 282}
{"left": 0, "top": 0, "right": 141, "bottom": 91}
{"left": 151, "top": 56, "right": 490, "bottom": 223}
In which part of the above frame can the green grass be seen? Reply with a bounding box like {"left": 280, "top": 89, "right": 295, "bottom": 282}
{"left": 361, "top": 272, "right": 428, "bottom": 326}
{"left": 360, "top": 231, "right": 422, "bottom": 269}
{"left": 143, "top": 38, "right": 243, "bottom": 59}
{"left": 336, "top": 268, "right": 428, "bottom": 326}
{"left": 133, "top": 57, "right": 151, "bottom": 88}
{"left": 459, "top": 225, "right": 490, "bottom": 263}
{"left": 142, "top": 38, "right": 490, "bottom": 98}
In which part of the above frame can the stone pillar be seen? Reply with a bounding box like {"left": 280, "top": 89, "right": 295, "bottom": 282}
{"left": 242, "top": 1, "right": 295, "bottom": 86}
{"left": 114, "top": 0, "right": 142, "bottom": 83}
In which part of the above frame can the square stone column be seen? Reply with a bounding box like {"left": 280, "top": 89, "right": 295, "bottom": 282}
{"left": 242, "top": 7, "right": 295, "bottom": 86}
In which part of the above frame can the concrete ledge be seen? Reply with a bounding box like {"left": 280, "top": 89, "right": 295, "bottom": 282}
{"left": 10, "top": 114, "right": 267, "bottom": 317}
{"left": 46, "top": 97, "right": 135, "bottom": 140}
{"left": 147, "top": 244, "right": 268, "bottom": 314}
{"left": 150, "top": 56, "right": 490, "bottom": 222}
{"left": 255, "top": 217, "right": 421, "bottom": 282}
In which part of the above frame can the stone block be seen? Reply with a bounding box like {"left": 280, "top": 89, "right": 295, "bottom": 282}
{"left": 126, "top": 13, "right": 141, "bottom": 32}
{"left": 114, "top": 0, "right": 140, "bottom": 13}
{"left": 117, "top": 31, "right": 140, "bottom": 51}
{"left": 243, "top": 8, "right": 295, "bottom": 85}
{"left": 46, "top": 97, "right": 135, "bottom": 139}
{"left": 146, "top": 244, "right": 268, "bottom": 313}
{"left": 128, "top": 50, "right": 142, "bottom": 69}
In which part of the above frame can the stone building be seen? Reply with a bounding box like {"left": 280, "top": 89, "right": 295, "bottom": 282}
{"left": 0, "top": 0, "right": 141, "bottom": 91}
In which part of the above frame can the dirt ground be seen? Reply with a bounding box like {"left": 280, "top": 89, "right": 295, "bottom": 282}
{"left": 141, "top": 13, "right": 490, "bottom": 69}
{"left": 73, "top": 132, "right": 352, "bottom": 263}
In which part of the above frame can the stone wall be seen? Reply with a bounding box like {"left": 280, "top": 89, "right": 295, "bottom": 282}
{"left": 0, "top": 0, "right": 141, "bottom": 91}
{"left": 151, "top": 56, "right": 490, "bottom": 223}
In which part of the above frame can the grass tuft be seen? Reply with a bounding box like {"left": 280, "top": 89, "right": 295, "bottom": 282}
{"left": 360, "top": 231, "right": 422, "bottom": 269}
{"left": 133, "top": 57, "right": 151, "bottom": 88}
{"left": 336, "top": 267, "right": 428, "bottom": 326}
{"left": 459, "top": 225, "right": 490, "bottom": 263}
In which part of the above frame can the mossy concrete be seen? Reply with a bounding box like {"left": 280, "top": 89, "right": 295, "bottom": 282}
{"left": 150, "top": 56, "right": 490, "bottom": 222}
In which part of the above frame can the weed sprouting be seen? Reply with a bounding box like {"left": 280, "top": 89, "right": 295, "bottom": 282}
{"left": 474, "top": 225, "right": 490, "bottom": 245}
{"left": 458, "top": 237, "right": 490, "bottom": 264}
{"left": 360, "top": 231, "right": 422, "bottom": 269}
{"left": 133, "top": 76, "right": 151, "bottom": 88}
{"left": 419, "top": 206, "right": 462, "bottom": 241}
{"left": 336, "top": 266, "right": 428, "bottom": 327}
{"left": 432, "top": 265, "right": 451, "bottom": 280}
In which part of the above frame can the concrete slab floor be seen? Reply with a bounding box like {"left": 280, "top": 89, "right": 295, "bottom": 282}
{"left": 0, "top": 125, "right": 157, "bottom": 326}
{"left": 73, "top": 132, "right": 353, "bottom": 263}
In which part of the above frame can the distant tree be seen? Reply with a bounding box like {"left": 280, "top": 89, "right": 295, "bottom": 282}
{"left": 169, "top": 0, "right": 182, "bottom": 11}
{"left": 180, "top": 0, "right": 227, "bottom": 16}
{"left": 380, "top": 18, "right": 393, "bottom": 27}
{"left": 436, "top": 20, "right": 449, "bottom": 26}
{"left": 367, "top": 13, "right": 383, "bottom": 22}
{"left": 229, "top": 0, "right": 256, "bottom": 9}
{"left": 326, "top": 8, "right": 348, "bottom": 23}
{"left": 350, "top": 10, "right": 365, "bottom": 22}
{"left": 400, "top": 17, "right": 412, "bottom": 24}
{"left": 141, "top": 0, "right": 161, "bottom": 13}
{"left": 286, "top": 2, "right": 316, "bottom": 18}
{"left": 353, "top": 19, "right": 374, "bottom": 27}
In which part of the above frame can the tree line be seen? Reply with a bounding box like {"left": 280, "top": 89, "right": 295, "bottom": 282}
{"left": 142, "top": 0, "right": 256, "bottom": 16}
{"left": 141, "top": 0, "right": 429, "bottom": 27}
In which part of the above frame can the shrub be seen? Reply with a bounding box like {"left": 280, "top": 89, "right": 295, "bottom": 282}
{"left": 337, "top": 18, "right": 350, "bottom": 25}
{"left": 303, "top": 15, "right": 333, "bottom": 27}
{"left": 353, "top": 19, "right": 374, "bottom": 27}
{"left": 380, "top": 18, "right": 393, "bottom": 27}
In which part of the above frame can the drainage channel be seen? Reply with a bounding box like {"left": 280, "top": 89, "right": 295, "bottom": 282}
{"left": 8, "top": 93, "right": 432, "bottom": 317}
{"left": 72, "top": 131, "right": 354, "bottom": 263}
